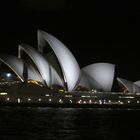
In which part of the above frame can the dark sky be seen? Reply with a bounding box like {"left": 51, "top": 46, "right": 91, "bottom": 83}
{"left": 0, "top": 0, "right": 139, "bottom": 81}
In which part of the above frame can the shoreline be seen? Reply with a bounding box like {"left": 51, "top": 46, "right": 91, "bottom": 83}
{"left": 1, "top": 102, "right": 140, "bottom": 109}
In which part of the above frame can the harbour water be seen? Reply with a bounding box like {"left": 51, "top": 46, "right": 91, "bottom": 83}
{"left": 0, "top": 107, "right": 140, "bottom": 140}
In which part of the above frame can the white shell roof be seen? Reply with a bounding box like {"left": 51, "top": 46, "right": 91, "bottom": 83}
{"left": 0, "top": 54, "right": 44, "bottom": 83}
{"left": 81, "top": 63, "right": 115, "bottom": 91}
{"left": 37, "top": 30, "right": 81, "bottom": 91}
{"left": 134, "top": 81, "right": 140, "bottom": 87}
{"left": 0, "top": 55, "right": 24, "bottom": 82}
{"left": 18, "top": 44, "right": 51, "bottom": 87}
{"left": 79, "top": 71, "right": 103, "bottom": 90}
{"left": 50, "top": 65, "right": 64, "bottom": 87}
{"left": 117, "top": 77, "right": 140, "bottom": 93}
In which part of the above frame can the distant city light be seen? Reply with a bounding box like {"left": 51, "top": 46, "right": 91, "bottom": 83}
{"left": 99, "top": 100, "right": 102, "bottom": 104}
{"left": 78, "top": 100, "right": 81, "bottom": 104}
{"left": 2, "top": 72, "right": 14, "bottom": 81}
{"left": 89, "top": 100, "right": 92, "bottom": 103}
{"left": 6, "top": 73, "right": 12, "bottom": 78}
{"left": 18, "top": 98, "right": 21, "bottom": 103}
{"left": 0, "top": 92, "right": 7, "bottom": 95}
{"left": 69, "top": 99, "right": 72, "bottom": 103}
{"left": 83, "top": 101, "right": 86, "bottom": 104}
{"left": 59, "top": 99, "right": 63, "bottom": 103}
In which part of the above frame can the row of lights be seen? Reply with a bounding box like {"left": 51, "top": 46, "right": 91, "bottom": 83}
{"left": 77, "top": 100, "right": 140, "bottom": 105}
{"left": 5, "top": 98, "right": 73, "bottom": 104}
{"left": 5, "top": 98, "right": 140, "bottom": 105}
{"left": 6, "top": 98, "right": 70, "bottom": 103}
{"left": 6, "top": 98, "right": 52, "bottom": 103}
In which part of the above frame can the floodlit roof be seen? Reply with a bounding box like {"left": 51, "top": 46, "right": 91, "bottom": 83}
{"left": 1, "top": 30, "right": 138, "bottom": 93}
{"left": 81, "top": 63, "right": 115, "bottom": 91}
{"left": 117, "top": 77, "right": 140, "bottom": 93}
{"left": 37, "top": 30, "right": 81, "bottom": 91}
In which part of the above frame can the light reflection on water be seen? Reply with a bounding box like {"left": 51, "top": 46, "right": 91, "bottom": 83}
{"left": 0, "top": 107, "right": 140, "bottom": 140}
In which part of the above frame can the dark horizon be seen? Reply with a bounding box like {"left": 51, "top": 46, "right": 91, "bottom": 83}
{"left": 0, "top": 0, "right": 139, "bottom": 81}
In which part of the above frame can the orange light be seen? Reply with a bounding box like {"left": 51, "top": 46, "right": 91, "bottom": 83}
{"left": 27, "top": 80, "right": 44, "bottom": 87}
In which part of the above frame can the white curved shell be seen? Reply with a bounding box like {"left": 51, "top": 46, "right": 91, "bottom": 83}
{"left": 81, "top": 63, "right": 115, "bottom": 91}
{"left": 117, "top": 77, "right": 140, "bottom": 93}
{"left": 134, "top": 81, "right": 140, "bottom": 87}
{"left": 50, "top": 66, "right": 64, "bottom": 87}
{"left": 18, "top": 44, "right": 51, "bottom": 87}
{"left": 41, "top": 52, "right": 64, "bottom": 87}
{"left": 37, "top": 30, "right": 81, "bottom": 91}
{"left": 0, "top": 55, "right": 44, "bottom": 83}
{"left": 27, "top": 64, "right": 45, "bottom": 83}
{"left": 0, "top": 55, "right": 24, "bottom": 82}
{"left": 79, "top": 71, "right": 103, "bottom": 90}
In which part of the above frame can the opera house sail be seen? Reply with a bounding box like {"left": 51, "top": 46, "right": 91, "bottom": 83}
{"left": 117, "top": 78, "right": 140, "bottom": 93}
{"left": 37, "top": 30, "right": 81, "bottom": 91}
{"left": 1, "top": 30, "right": 140, "bottom": 107}
{"left": 80, "top": 63, "right": 115, "bottom": 92}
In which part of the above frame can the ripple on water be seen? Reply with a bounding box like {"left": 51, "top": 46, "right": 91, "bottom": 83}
{"left": 1, "top": 107, "right": 140, "bottom": 140}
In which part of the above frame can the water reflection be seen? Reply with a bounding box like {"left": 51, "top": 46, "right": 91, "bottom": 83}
{"left": 0, "top": 107, "right": 140, "bottom": 140}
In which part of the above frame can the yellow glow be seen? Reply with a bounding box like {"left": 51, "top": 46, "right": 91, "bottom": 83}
{"left": 27, "top": 80, "right": 44, "bottom": 87}
{"left": 0, "top": 92, "right": 7, "bottom": 95}
{"left": 59, "top": 89, "right": 64, "bottom": 92}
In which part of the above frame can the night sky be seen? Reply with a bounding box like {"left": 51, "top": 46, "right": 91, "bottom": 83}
{"left": 0, "top": 0, "right": 139, "bottom": 81}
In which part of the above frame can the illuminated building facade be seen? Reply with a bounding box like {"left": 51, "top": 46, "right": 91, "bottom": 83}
{"left": 0, "top": 30, "right": 140, "bottom": 107}
{"left": 0, "top": 30, "right": 117, "bottom": 92}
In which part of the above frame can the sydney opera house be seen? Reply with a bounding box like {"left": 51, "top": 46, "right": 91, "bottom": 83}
{"left": 0, "top": 30, "right": 140, "bottom": 107}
